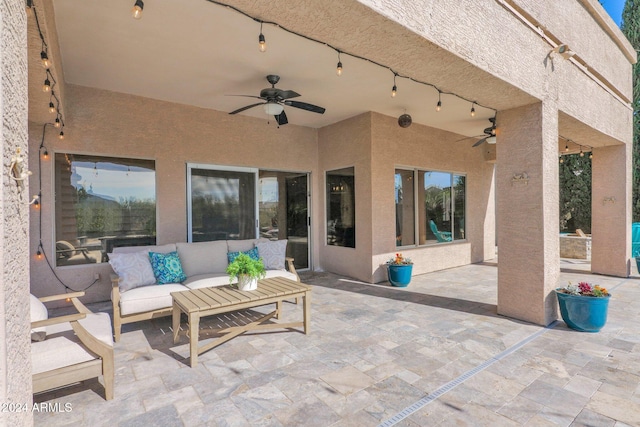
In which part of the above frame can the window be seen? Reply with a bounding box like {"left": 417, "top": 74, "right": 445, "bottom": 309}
{"left": 395, "top": 168, "right": 465, "bottom": 246}
{"left": 54, "top": 154, "right": 156, "bottom": 267}
{"left": 326, "top": 167, "right": 355, "bottom": 248}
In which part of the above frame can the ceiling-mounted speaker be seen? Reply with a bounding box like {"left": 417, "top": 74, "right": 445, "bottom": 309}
{"left": 398, "top": 113, "right": 412, "bottom": 128}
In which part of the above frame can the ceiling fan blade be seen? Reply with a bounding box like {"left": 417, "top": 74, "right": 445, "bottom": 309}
{"left": 277, "top": 90, "right": 300, "bottom": 100}
{"left": 275, "top": 110, "right": 288, "bottom": 126}
{"left": 285, "top": 100, "right": 326, "bottom": 114}
{"left": 455, "top": 134, "right": 484, "bottom": 142}
{"left": 472, "top": 137, "right": 489, "bottom": 147}
{"left": 226, "top": 95, "right": 266, "bottom": 100}
{"left": 229, "top": 102, "right": 265, "bottom": 115}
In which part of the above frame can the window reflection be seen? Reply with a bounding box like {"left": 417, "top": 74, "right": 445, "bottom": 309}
{"left": 326, "top": 167, "right": 355, "bottom": 248}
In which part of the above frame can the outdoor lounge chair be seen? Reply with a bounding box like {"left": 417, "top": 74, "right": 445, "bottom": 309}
{"left": 429, "top": 220, "right": 452, "bottom": 242}
{"left": 31, "top": 292, "right": 114, "bottom": 400}
{"left": 56, "top": 240, "right": 97, "bottom": 265}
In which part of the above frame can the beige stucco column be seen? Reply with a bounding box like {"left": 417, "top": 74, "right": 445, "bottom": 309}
{"left": 591, "top": 144, "right": 631, "bottom": 277}
{"left": 1, "top": 0, "right": 33, "bottom": 425}
{"left": 496, "top": 102, "right": 559, "bottom": 326}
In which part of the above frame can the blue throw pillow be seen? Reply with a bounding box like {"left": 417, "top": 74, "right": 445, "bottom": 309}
{"left": 227, "top": 247, "right": 260, "bottom": 264}
{"left": 149, "top": 251, "right": 187, "bottom": 285}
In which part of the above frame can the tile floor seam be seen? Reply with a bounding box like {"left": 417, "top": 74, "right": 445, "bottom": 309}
{"left": 378, "top": 321, "right": 560, "bottom": 427}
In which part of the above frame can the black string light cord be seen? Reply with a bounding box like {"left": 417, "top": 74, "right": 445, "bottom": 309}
{"left": 204, "top": 0, "right": 497, "bottom": 114}
{"left": 30, "top": 2, "right": 98, "bottom": 293}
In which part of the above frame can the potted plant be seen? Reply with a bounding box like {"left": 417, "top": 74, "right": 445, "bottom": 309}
{"left": 555, "top": 281, "right": 611, "bottom": 332}
{"left": 386, "top": 253, "right": 413, "bottom": 287}
{"left": 226, "top": 253, "right": 266, "bottom": 291}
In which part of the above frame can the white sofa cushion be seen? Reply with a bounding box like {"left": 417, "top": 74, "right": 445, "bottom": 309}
{"left": 263, "top": 269, "right": 299, "bottom": 282}
{"left": 256, "top": 240, "right": 288, "bottom": 270}
{"left": 183, "top": 273, "right": 231, "bottom": 290}
{"left": 227, "top": 238, "right": 267, "bottom": 253}
{"left": 108, "top": 251, "right": 157, "bottom": 292}
{"left": 177, "top": 241, "right": 228, "bottom": 276}
{"left": 113, "top": 243, "right": 176, "bottom": 254}
{"left": 30, "top": 294, "right": 48, "bottom": 342}
{"left": 119, "top": 284, "right": 188, "bottom": 316}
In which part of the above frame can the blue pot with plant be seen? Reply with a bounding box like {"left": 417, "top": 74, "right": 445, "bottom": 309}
{"left": 555, "top": 281, "right": 611, "bottom": 332}
{"left": 386, "top": 253, "right": 413, "bottom": 287}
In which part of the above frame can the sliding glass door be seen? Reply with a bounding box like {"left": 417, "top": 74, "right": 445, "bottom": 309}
{"left": 188, "top": 165, "right": 310, "bottom": 270}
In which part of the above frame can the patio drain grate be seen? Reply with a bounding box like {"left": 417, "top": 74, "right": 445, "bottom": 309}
{"left": 378, "top": 321, "right": 559, "bottom": 427}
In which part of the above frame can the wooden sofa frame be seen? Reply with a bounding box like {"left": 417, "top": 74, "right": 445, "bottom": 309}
{"left": 111, "top": 257, "right": 299, "bottom": 342}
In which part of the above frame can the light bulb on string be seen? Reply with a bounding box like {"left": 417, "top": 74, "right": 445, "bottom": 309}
{"left": 131, "top": 0, "right": 143, "bottom": 19}
{"left": 40, "top": 50, "right": 51, "bottom": 69}
{"left": 59, "top": 130, "right": 65, "bottom": 140}
{"left": 48, "top": 102, "right": 56, "bottom": 113}
{"left": 579, "top": 148, "right": 584, "bottom": 157}
{"left": 258, "top": 22, "right": 266, "bottom": 52}
{"left": 36, "top": 249, "right": 42, "bottom": 260}
{"left": 589, "top": 152, "right": 593, "bottom": 159}
{"left": 559, "top": 156, "right": 564, "bottom": 164}
{"left": 470, "top": 102, "right": 476, "bottom": 117}
{"left": 42, "top": 149, "right": 49, "bottom": 160}
{"left": 336, "top": 52, "right": 342, "bottom": 76}
{"left": 391, "top": 73, "right": 397, "bottom": 98}
{"left": 564, "top": 144, "right": 569, "bottom": 152}
{"left": 54, "top": 117, "right": 60, "bottom": 128}
{"left": 436, "top": 92, "right": 442, "bottom": 112}
{"left": 43, "top": 77, "right": 51, "bottom": 92}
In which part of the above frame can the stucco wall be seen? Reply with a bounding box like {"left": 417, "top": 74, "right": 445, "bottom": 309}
{"left": 369, "top": 112, "right": 495, "bottom": 282}
{"left": 29, "top": 84, "right": 318, "bottom": 304}
{"left": 1, "top": 0, "right": 33, "bottom": 425}
{"left": 317, "top": 113, "right": 374, "bottom": 281}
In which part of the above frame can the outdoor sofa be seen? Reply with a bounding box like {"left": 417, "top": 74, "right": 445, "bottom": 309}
{"left": 109, "top": 238, "right": 298, "bottom": 341}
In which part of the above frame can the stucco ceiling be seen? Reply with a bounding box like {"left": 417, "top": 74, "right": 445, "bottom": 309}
{"left": 38, "top": 0, "right": 536, "bottom": 139}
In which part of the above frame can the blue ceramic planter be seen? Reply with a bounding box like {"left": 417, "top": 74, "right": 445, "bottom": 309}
{"left": 388, "top": 264, "right": 412, "bottom": 287}
{"left": 555, "top": 289, "right": 610, "bottom": 332}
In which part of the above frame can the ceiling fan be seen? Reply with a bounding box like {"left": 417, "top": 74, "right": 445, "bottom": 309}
{"left": 228, "top": 75, "right": 326, "bottom": 126}
{"left": 471, "top": 117, "right": 497, "bottom": 147}
{"left": 457, "top": 117, "right": 497, "bottom": 147}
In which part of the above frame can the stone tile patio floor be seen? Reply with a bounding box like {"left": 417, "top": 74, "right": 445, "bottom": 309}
{"left": 34, "top": 260, "right": 640, "bottom": 426}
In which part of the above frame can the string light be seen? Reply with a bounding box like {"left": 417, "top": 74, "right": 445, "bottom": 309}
{"left": 42, "top": 149, "right": 49, "bottom": 160}
{"left": 54, "top": 117, "right": 61, "bottom": 128}
{"left": 589, "top": 152, "right": 593, "bottom": 159}
{"left": 564, "top": 144, "right": 569, "bottom": 152}
{"left": 559, "top": 156, "right": 564, "bottom": 164}
{"left": 258, "top": 22, "right": 266, "bottom": 52}
{"left": 132, "top": 0, "right": 144, "bottom": 19}
{"left": 36, "top": 249, "right": 43, "bottom": 260}
{"left": 40, "top": 49, "right": 51, "bottom": 68}
{"left": 579, "top": 147, "right": 584, "bottom": 157}
{"left": 391, "top": 73, "right": 397, "bottom": 97}
{"left": 42, "top": 76, "right": 50, "bottom": 92}
{"left": 336, "top": 52, "right": 343, "bottom": 76}
{"left": 59, "top": 130, "right": 65, "bottom": 140}
{"left": 48, "top": 102, "right": 55, "bottom": 113}
{"left": 436, "top": 92, "right": 442, "bottom": 112}
{"left": 470, "top": 102, "right": 476, "bottom": 117}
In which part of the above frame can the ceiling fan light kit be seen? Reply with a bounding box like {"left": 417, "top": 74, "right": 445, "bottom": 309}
{"left": 228, "top": 75, "right": 325, "bottom": 126}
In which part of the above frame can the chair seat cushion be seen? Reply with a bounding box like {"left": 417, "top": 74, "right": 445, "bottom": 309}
{"left": 183, "top": 273, "right": 230, "bottom": 290}
{"left": 119, "top": 284, "right": 188, "bottom": 315}
{"left": 30, "top": 294, "right": 48, "bottom": 342}
{"left": 32, "top": 336, "right": 96, "bottom": 375}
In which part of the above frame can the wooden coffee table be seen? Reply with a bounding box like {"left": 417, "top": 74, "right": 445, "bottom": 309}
{"left": 171, "top": 277, "right": 311, "bottom": 367}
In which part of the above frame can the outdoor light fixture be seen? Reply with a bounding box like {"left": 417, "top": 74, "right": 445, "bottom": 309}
{"left": 48, "top": 102, "right": 55, "bottom": 113}
{"left": 131, "top": 0, "right": 143, "bottom": 19}
{"left": 40, "top": 50, "right": 51, "bottom": 69}
{"left": 470, "top": 103, "right": 476, "bottom": 117}
{"left": 436, "top": 92, "right": 442, "bottom": 112}
{"left": 59, "top": 130, "right": 65, "bottom": 140}
{"left": 398, "top": 113, "right": 412, "bottom": 128}
{"left": 391, "top": 73, "right": 397, "bottom": 97}
{"left": 559, "top": 156, "right": 564, "bottom": 164}
{"left": 258, "top": 22, "right": 266, "bottom": 52}
{"left": 263, "top": 103, "right": 284, "bottom": 115}
{"left": 579, "top": 148, "right": 584, "bottom": 157}
{"left": 589, "top": 152, "right": 593, "bottom": 159}
{"left": 42, "top": 77, "right": 50, "bottom": 92}
{"left": 36, "top": 249, "right": 42, "bottom": 260}
{"left": 54, "top": 117, "right": 60, "bottom": 128}
{"left": 336, "top": 52, "right": 343, "bottom": 76}
{"left": 565, "top": 144, "right": 569, "bottom": 152}
{"left": 42, "top": 149, "right": 49, "bottom": 160}
{"left": 550, "top": 44, "right": 575, "bottom": 60}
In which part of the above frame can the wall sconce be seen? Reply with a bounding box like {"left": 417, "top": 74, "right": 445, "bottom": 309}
{"left": 602, "top": 197, "right": 616, "bottom": 205}
{"left": 9, "top": 148, "right": 32, "bottom": 190}
{"left": 511, "top": 172, "right": 529, "bottom": 185}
